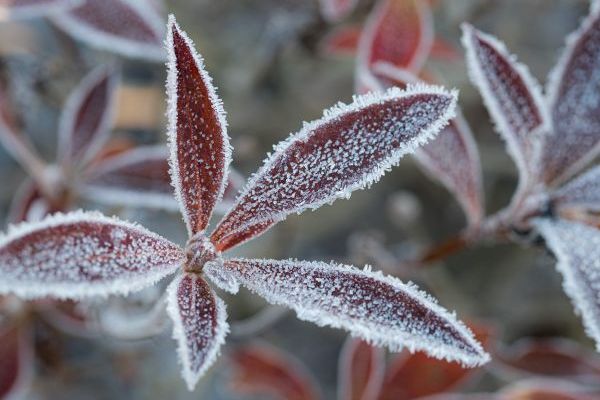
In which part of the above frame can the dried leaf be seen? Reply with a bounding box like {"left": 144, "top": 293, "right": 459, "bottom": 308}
{"left": 0, "top": 0, "right": 78, "bottom": 20}
{"left": 542, "top": 5, "right": 600, "bottom": 185}
{"left": 357, "top": 0, "right": 434, "bottom": 72}
{"left": 211, "top": 86, "right": 457, "bottom": 252}
{"left": 80, "top": 145, "right": 178, "bottom": 211}
{"left": 319, "top": 0, "right": 358, "bottom": 22}
{"left": 461, "top": 24, "right": 547, "bottom": 182}
{"left": 551, "top": 166, "right": 600, "bottom": 212}
{"left": 534, "top": 218, "right": 600, "bottom": 350}
{"left": 221, "top": 258, "right": 489, "bottom": 366}
{"left": 166, "top": 272, "right": 228, "bottom": 391}
{"left": 57, "top": 65, "right": 119, "bottom": 169}
{"left": 166, "top": 16, "right": 231, "bottom": 236}
{"left": 51, "top": 0, "right": 165, "bottom": 61}
{"left": 0, "top": 322, "right": 32, "bottom": 400}
{"left": 338, "top": 338, "right": 385, "bottom": 400}
{"left": 228, "top": 342, "right": 321, "bottom": 400}
{"left": 0, "top": 210, "right": 184, "bottom": 299}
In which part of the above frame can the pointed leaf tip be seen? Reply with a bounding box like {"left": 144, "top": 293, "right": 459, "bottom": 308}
{"left": 212, "top": 86, "right": 457, "bottom": 252}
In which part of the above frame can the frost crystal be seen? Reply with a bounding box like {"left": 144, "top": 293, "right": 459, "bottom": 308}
{"left": 534, "top": 218, "right": 600, "bottom": 350}
{"left": 221, "top": 258, "right": 489, "bottom": 366}
{"left": 337, "top": 338, "right": 385, "bottom": 400}
{"left": 80, "top": 145, "right": 178, "bottom": 211}
{"left": 551, "top": 166, "right": 600, "bottom": 212}
{"left": 57, "top": 65, "right": 119, "bottom": 169}
{"left": 52, "top": 0, "right": 165, "bottom": 61}
{"left": 211, "top": 86, "right": 457, "bottom": 252}
{"left": 461, "top": 24, "right": 547, "bottom": 183}
{"left": 0, "top": 210, "right": 184, "bottom": 299}
{"left": 166, "top": 273, "right": 228, "bottom": 391}
{"left": 542, "top": 5, "right": 600, "bottom": 185}
{"left": 166, "top": 15, "right": 231, "bottom": 236}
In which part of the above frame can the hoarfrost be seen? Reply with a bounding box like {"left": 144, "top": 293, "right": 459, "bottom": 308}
{"left": 166, "top": 273, "right": 228, "bottom": 391}
{"left": 221, "top": 258, "right": 489, "bottom": 366}
{"left": 0, "top": 210, "right": 184, "bottom": 299}
{"left": 166, "top": 15, "right": 231, "bottom": 236}
{"left": 211, "top": 86, "right": 457, "bottom": 252}
{"left": 337, "top": 337, "right": 385, "bottom": 400}
{"left": 534, "top": 218, "right": 600, "bottom": 350}
{"left": 551, "top": 165, "right": 600, "bottom": 212}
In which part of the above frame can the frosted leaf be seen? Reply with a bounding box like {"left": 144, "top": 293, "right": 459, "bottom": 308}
{"left": 203, "top": 260, "right": 240, "bottom": 294}
{"left": 57, "top": 65, "right": 119, "bottom": 169}
{"left": 318, "top": 0, "right": 358, "bottom": 23}
{"left": 372, "top": 64, "right": 484, "bottom": 226}
{"left": 551, "top": 165, "right": 600, "bottom": 212}
{"left": 228, "top": 342, "right": 321, "bottom": 400}
{"left": 166, "top": 272, "right": 228, "bottom": 391}
{"left": 461, "top": 24, "right": 547, "bottom": 182}
{"left": 542, "top": 5, "right": 600, "bottom": 185}
{"left": 221, "top": 258, "right": 489, "bottom": 366}
{"left": 337, "top": 337, "right": 385, "bottom": 400}
{"left": 357, "top": 0, "right": 434, "bottom": 73}
{"left": 320, "top": 25, "right": 361, "bottom": 57}
{"left": 51, "top": 0, "right": 165, "bottom": 61}
{"left": 0, "top": 210, "right": 184, "bottom": 299}
{"left": 79, "top": 145, "right": 178, "bottom": 212}
{"left": 0, "top": 0, "right": 78, "bottom": 20}
{"left": 7, "top": 178, "right": 52, "bottom": 224}
{"left": 211, "top": 86, "right": 458, "bottom": 252}
{"left": 534, "top": 218, "right": 600, "bottom": 350}
{"left": 166, "top": 16, "right": 231, "bottom": 236}
{"left": 0, "top": 322, "right": 33, "bottom": 400}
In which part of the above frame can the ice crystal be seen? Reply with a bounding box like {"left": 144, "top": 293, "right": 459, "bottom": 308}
{"left": 57, "top": 65, "right": 119, "bottom": 168}
{"left": 551, "top": 166, "right": 600, "bottom": 212}
{"left": 534, "top": 218, "right": 600, "bottom": 350}
{"left": 221, "top": 258, "right": 489, "bottom": 366}
{"left": 461, "top": 24, "right": 547, "bottom": 182}
{"left": 166, "top": 273, "right": 228, "bottom": 391}
{"left": 166, "top": 15, "right": 231, "bottom": 236}
{"left": 542, "top": 5, "right": 600, "bottom": 185}
{"left": 337, "top": 338, "right": 385, "bottom": 400}
{"left": 211, "top": 86, "right": 458, "bottom": 252}
{"left": 0, "top": 0, "right": 78, "bottom": 20}
{"left": 0, "top": 210, "right": 184, "bottom": 299}
{"left": 52, "top": 0, "right": 165, "bottom": 61}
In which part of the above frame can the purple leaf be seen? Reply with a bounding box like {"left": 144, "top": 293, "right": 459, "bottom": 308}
{"left": 166, "top": 272, "right": 228, "bottom": 391}
{"left": 0, "top": 322, "right": 33, "bottom": 399}
{"left": 211, "top": 86, "right": 458, "bottom": 252}
{"left": 51, "top": 0, "right": 165, "bottom": 61}
{"left": 542, "top": 5, "right": 600, "bottom": 185}
{"left": 7, "top": 178, "right": 52, "bottom": 223}
{"left": 80, "top": 145, "right": 178, "bottom": 211}
{"left": 534, "top": 218, "right": 600, "bottom": 350}
{"left": 0, "top": 210, "right": 184, "bottom": 299}
{"left": 318, "top": 0, "right": 358, "bottom": 23}
{"left": 166, "top": 16, "right": 231, "bottom": 236}
{"left": 0, "top": 0, "right": 78, "bottom": 20}
{"left": 57, "top": 65, "right": 119, "bottom": 169}
{"left": 337, "top": 337, "right": 385, "bottom": 400}
{"left": 461, "top": 24, "right": 547, "bottom": 183}
{"left": 551, "top": 166, "right": 600, "bottom": 212}
{"left": 221, "top": 258, "right": 489, "bottom": 367}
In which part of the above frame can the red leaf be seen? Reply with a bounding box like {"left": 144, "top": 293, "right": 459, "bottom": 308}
{"left": 550, "top": 166, "right": 600, "bottom": 213}
{"left": 0, "top": 0, "right": 78, "bottom": 19}
{"left": 534, "top": 218, "right": 600, "bottom": 349}
{"left": 338, "top": 338, "right": 385, "bottom": 400}
{"left": 461, "top": 24, "right": 547, "bottom": 184}
{"left": 166, "top": 272, "right": 228, "bottom": 391}
{"left": 7, "top": 179, "right": 52, "bottom": 224}
{"left": 51, "top": 0, "right": 165, "bottom": 61}
{"left": 220, "top": 258, "right": 489, "bottom": 366}
{"left": 499, "top": 378, "right": 600, "bottom": 400}
{"left": 166, "top": 16, "right": 231, "bottom": 236}
{"left": 211, "top": 86, "right": 457, "bottom": 252}
{"left": 0, "top": 210, "right": 184, "bottom": 299}
{"left": 358, "top": 0, "right": 434, "bottom": 73}
{"left": 319, "top": 0, "right": 358, "bottom": 23}
{"left": 542, "top": 5, "right": 600, "bottom": 185}
{"left": 320, "top": 25, "right": 362, "bottom": 57}
{"left": 0, "top": 321, "right": 33, "bottom": 399}
{"left": 57, "top": 65, "right": 119, "bottom": 169}
{"left": 228, "top": 342, "right": 321, "bottom": 400}
{"left": 80, "top": 145, "right": 178, "bottom": 211}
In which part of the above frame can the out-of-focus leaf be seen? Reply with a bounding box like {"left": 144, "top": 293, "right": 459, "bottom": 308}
{"left": 220, "top": 258, "right": 489, "bottom": 367}
{"left": 211, "top": 86, "right": 457, "bottom": 252}
{"left": 338, "top": 337, "right": 385, "bottom": 400}
{"left": 7, "top": 179, "right": 52, "bottom": 224}
{"left": 0, "top": 0, "right": 79, "bottom": 20}
{"left": 166, "top": 16, "right": 231, "bottom": 236}
{"left": 499, "top": 378, "right": 600, "bottom": 400}
{"left": 318, "top": 0, "right": 358, "bottom": 23}
{"left": 320, "top": 24, "right": 362, "bottom": 57}
{"left": 551, "top": 166, "right": 600, "bottom": 212}
{"left": 228, "top": 342, "right": 321, "bottom": 400}
{"left": 430, "top": 37, "right": 461, "bottom": 61}
{"left": 52, "top": 0, "right": 165, "bottom": 61}
{"left": 0, "top": 321, "right": 32, "bottom": 400}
